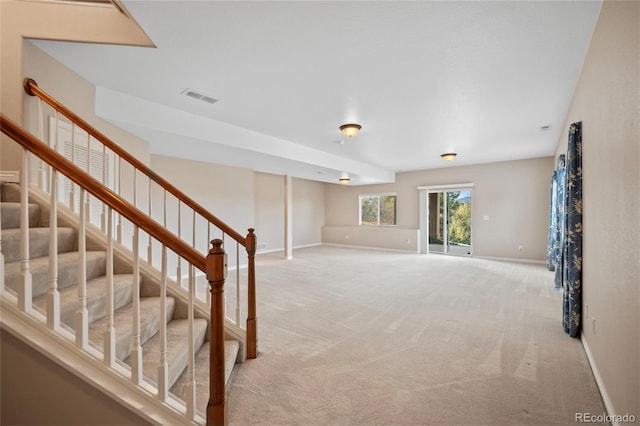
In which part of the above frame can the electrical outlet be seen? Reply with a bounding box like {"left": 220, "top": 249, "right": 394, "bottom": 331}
{"left": 345, "top": 234, "right": 349, "bottom": 240}
{"left": 518, "top": 244, "right": 523, "bottom": 251}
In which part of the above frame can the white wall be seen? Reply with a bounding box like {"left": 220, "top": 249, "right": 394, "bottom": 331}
{"left": 292, "top": 177, "right": 324, "bottom": 248}
{"left": 555, "top": 0, "right": 639, "bottom": 418}
{"left": 150, "top": 154, "right": 254, "bottom": 271}
{"left": 253, "top": 172, "right": 285, "bottom": 252}
{"left": 0, "top": 0, "right": 152, "bottom": 171}
{"left": 253, "top": 172, "right": 325, "bottom": 253}
{"left": 1, "top": 330, "right": 151, "bottom": 425}
{"left": 324, "top": 157, "right": 554, "bottom": 261}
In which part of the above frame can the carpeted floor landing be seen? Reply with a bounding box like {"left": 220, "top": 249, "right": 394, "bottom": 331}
{"left": 226, "top": 245, "right": 606, "bottom": 425}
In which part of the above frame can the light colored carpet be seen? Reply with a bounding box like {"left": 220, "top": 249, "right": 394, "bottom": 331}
{"left": 226, "top": 245, "right": 606, "bottom": 425}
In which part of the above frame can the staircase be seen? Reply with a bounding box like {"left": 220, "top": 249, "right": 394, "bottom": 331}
{"left": 1, "top": 181, "right": 240, "bottom": 419}
{"left": 1, "top": 81, "right": 258, "bottom": 424}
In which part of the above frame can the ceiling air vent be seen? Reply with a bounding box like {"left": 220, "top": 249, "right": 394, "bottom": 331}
{"left": 181, "top": 88, "right": 218, "bottom": 105}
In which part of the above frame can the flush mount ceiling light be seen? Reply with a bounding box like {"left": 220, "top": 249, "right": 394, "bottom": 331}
{"left": 339, "top": 123, "right": 361, "bottom": 137}
{"left": 441, "top": 152, "right": 457, "bottom": 162}
{"left": 339, "top": 173, "right": 351, "bottom": 184}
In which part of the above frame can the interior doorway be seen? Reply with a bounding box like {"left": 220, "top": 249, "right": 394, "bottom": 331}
{"left": 419, "top": 184, "right": 473, "bottom": 256}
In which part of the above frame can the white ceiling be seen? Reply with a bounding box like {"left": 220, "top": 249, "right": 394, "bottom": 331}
{"left": 33, "top": 0, "right": 602, "bottom": 185}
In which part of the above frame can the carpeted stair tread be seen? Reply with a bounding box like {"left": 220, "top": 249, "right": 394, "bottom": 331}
{"left": 1, "top": 183, "right": 22, "bottom": 203}
{"left": 0, "top": 202, "right": 41, "bottom": 229}
{"left": 32, "top": 274, "right": 135, "bottom": 328}
{"left": 88, "top": 296, "right": 176, "bottom": 361}
{"left": 124, "top": 318, "right": 208, "bottom": 390}
{"left": 2, "top": 227, "right": 76, "bottom": 263}
{"left": 4, "top": 251, "right": 107, "bottom": 298}
{"left": 170, "top": 339, "right": 239, "bottom": 415}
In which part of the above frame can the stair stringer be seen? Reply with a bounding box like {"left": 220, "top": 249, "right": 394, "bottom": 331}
{"left": 1, "top": 182, "right": 245, "bottom": 422}
{"left": 0, "top": 294, "right": 202, "bottom": 425}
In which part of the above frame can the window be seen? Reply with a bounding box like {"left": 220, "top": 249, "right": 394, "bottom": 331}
{"left": 359, "top": 193, "right": 397, "bottom": 226}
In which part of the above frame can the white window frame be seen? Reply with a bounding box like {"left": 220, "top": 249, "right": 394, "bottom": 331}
{"left": 358, "top": 192, "right": 397, "bottom": 227}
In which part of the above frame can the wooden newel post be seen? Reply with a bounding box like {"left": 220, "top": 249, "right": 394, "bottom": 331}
{"left": 206, "top": 239, "right": 227, "bottom": 426}
{"left": 246, "top": 228, "right": 258, "bottom": 359}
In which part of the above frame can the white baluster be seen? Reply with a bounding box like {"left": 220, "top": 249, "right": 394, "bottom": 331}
{"left": 47, "top": 168, "right": 60, "bottom": 330}
{"left": 186, "top": 264, "right": 196, "bottom": 419}
{"left": 147, "top": 179, "right": 152, "bottom": 264}
{"left": 192, "top": 211, "right": 198, "bottom": 300}
{"left": 18, "top": 149, "right": 32, "bottom": 312}
{"left": 221, "top": 232, "right": 226, "bottom": 317}
{"left": 133, "top": 170, "right": 137, "bottom": 209}
{"left": 176, "top": 201, "right": 182, "bottom": 287}
{"left": 69, "top": 123, "right": 76, "bottom": 211}
{"left": 37, "top": 99, "right": 45, "bottom": 190}
{"left": 101, "top": 144, "right": 107, "bottom": 233}
{"left": 76, "top": 188, "right": 89, "bottom": 348}
{"left": 116, "top": 156, "right": 122, "bottom": 244}
{"left": 158, "top": 245, "right": 169, "bottom": 401}
{"left": 192, "top": 210, "right": 196, "bottom": 249}
{"left": 104, "top": 206, "right": 116, "bottom": 368}
{"left": 85, "top": 133, "right": 92, "bottom": 225}
{"left": 236, "top": 242, "right": 240, "bottom": 325}
{"left": 206, "top": 222, "right": 211, "bottom": 306}
{"left": 131, "top": 226, "right": 142, "bottom": 385}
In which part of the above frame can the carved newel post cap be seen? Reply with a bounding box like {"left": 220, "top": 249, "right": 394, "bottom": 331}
{"left": 209, "top": 239, "right": 224, "bottom": 254}
{"left": 206, "top": 239, "right": 226, "bottom": 282}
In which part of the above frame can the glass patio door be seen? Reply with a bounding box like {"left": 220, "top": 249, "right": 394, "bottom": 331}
{"left": 425, "top": 188, "right": 472, "bottom": 256}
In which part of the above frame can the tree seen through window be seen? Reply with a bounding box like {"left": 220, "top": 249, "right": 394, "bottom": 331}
{"left": 359, "top": 194, "right": 397, "bottom": 226}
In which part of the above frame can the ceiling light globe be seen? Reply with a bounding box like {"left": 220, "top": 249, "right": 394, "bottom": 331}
{"left": 340, "top": 124, "right": 361, "bottom": 137}
{"left": 441, "top": 152, "right": 457, "bottom": 162}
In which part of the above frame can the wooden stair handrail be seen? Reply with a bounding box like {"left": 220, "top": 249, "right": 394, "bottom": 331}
{"left": 23, "top": 78, "right": 247, "bottom": 246}
{"left": 1, "top": 113, "right": 206, "bottom": 272}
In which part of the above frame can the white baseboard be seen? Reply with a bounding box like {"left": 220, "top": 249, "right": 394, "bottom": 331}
{"left": 475, "top": 255, "right": 546, "bottom": 265}
{"left": 581, "top": 333, "right": 618, "bottom": 425}
{"left": 0, "top": 170, "right": 20, "bottom": 183}
{"left": 256, "top": 242, "right": 322, "bottom": 256}
{"left": 321, "top": 242, "right": 419, "bottom": 254}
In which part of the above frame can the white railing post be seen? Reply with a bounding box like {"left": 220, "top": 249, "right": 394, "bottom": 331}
{"left": 76, "top": 188, "right": 89, "bottom": 348}
{"left": 131, "top": 226, "right": 143, "bottom": 385}
{"left": 18, "top": 148, "right": 32, "bottom": 312}
{"left": 104, "top": 206, "right": 116, "bottom": 368}
{"left": 158, "top": 245, "right": 169, "bottom": 401}
{"left": 47, "top": 168, "right": 60, "bottom": 330}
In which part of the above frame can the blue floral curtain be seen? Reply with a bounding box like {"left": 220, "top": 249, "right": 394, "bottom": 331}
{"left": 562, "top": 122, "right": 583, "bottom": 337}
{"left": 547, "top": 154, "right": 566, "bottom": 291}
